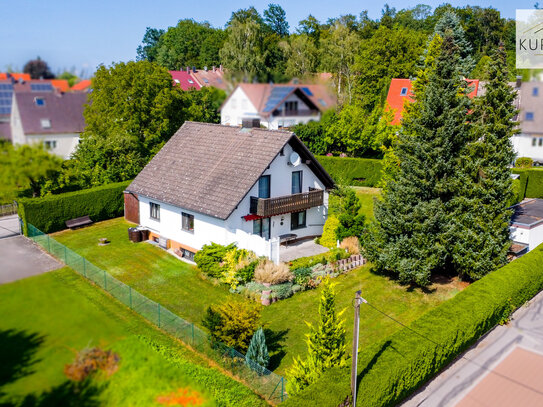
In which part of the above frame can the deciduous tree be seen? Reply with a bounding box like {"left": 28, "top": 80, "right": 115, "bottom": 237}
{"left": 23, "top": 57, "right": 55, "bottom": 79}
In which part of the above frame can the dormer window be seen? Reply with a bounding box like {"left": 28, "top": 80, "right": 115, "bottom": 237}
{"left": 188, "top": 79, "right": 194, "bottom": 84}
{"left": 400, "top": 87, "right": 408, "bottom": 96}
{"left": 40, "top": 118, "right": 51, "bottom": 129}
{"left": 526, "top": 112, "right": 535, "bottom": 121}
{"left": 174, "top": 79, "right": 180, "bottom": 84}
{"left": 34, "top": 97, "right": 45, "bottom": 106}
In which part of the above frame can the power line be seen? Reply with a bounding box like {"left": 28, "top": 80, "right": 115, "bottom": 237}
{"left": 363, "top": 300, "right": 543, "bottom": 398}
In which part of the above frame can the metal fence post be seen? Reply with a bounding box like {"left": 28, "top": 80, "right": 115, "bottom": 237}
{"left": 104, "top": 270, "right": 107, "bottom": 290}
{"left": 281, "top": 377, "right": 284, "bottom": 402}
{"left": 47, "top": 235, "right": 50, "bottom": 252}
{"left": 129, "top": 286, "right": 132, "bottom": 309}
{"left": 191, "top": 323, "right": 195, "bottom": 345}
{"left": 64, "top": 246, "right": 67, "bottom": 264}
{"left": 83, "top": 258, "right": 87, "bottom": 278}
{"left": 158, "top": 304, "right": 161, "bottom": 328}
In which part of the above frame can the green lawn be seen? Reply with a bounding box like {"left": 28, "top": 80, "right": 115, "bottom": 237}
{"left": 0, "top": 267, "right": 265, "bottom": 407}
{"left": 52, "top": 218, "right": 461, "bottom": 376}
{"left": 352, "top": 186, "right": 380, "bottom": 222}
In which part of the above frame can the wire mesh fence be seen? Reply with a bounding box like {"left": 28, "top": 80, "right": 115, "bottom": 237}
{"left": 0, "top": 203, "right": 17, "bottom": 217}
{"left": 26, "top": 222, "right": 287, "bottom": 402}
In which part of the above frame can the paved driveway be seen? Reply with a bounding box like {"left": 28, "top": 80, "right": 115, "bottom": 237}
{"left": 0, "top": 215, "right": 62, "bottom": 283}
{"left": 280, "top": 238, "right": 329, "bottom": 262}
{"left": 402, "top": 290, "right": 543, "bottom": 407}
{"left": 0, "top": 214, "right": 20, "bottom": 239}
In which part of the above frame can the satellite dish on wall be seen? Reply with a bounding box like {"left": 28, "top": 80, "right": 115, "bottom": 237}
{"left": 289, "top": 152, "right": 301, "bottom": 166}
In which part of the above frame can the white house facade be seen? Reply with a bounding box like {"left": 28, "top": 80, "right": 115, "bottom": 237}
{"left": 125, "top": 122, "right": 334, "bottom": 262}
{"left": 220, "top": 83, "right": 335, "bottom": 130}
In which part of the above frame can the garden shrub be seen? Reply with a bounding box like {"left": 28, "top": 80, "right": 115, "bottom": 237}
{"left": 317, "top": 156, "right": 383, "bottom": 187}
{"left": 18, "top": 181, "right": 130, "bottom": 235}
{"left": 515, "top": 156, "right": 533, "bottom": 168}
{"left": 293, "top": 267, "right": 312, "bottom": 288}
{"left": 194, "top": 242, "right": 236, "bottom": 278}
{"left": 271, "top": 282, "right": 294, "bottom": 299}
{"left": 283, "top": 245, "right": 543, "bottom": 407}
{"left": 236, "top": 260, "right": 259, "bottom": 284}
{"left": 340, "top": 237, "right": 360, "bottom": 255}
{"left": 254, "top": 260, "right": 293, "bottom": 285}
{"left": 290, "top": 254, "right": 328, "bottom": 270}
{"left": 320, "top": 216, "right": 340, "bottom": 248}
{"left": 202, "top": 302, "right": 261, "bottom": 352}
{"left": 221, "top": 248, "right": 258, "bottom": 289}
{"left": 64, "top": 347, "right": 120, "bottom": 381}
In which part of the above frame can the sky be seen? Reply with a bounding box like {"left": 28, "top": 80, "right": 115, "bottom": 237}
{"left": 0, "top": 0, "right": 538, "bottom": 77}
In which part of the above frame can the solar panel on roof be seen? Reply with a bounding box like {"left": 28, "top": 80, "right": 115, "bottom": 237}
{"left": 30, "top": 83, "right": 53, "bottom": 92}
{"left": 0, "top": 84, "right": 13, "bottom": 90}
{"left": 0, "top": 107, "right": 10, "bottom": 114}
{"left": 302, "top": 87, "right": 313, "bottom": 96}
{"left": 263, "top": 86, "right": 294, "bottom": 112}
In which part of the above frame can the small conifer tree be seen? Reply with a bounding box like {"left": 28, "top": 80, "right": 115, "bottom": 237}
{"left": 245, "top": 327, "right": 270, "bottom": 375}
{"left": 287, "top": 278, "right": 346, "bottom": 394}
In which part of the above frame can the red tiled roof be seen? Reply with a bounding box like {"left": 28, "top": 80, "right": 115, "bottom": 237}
{"left": 71, "top": 79, "right": 92, "bottom": 91}
{"left": 191, "top": 68, "right": 228, "bottom": 90}
{"left": 0, "top": 73, "right": 31, "bottom": 81}
{"left": 50, "top": 79, "right": 70, "bottom": 92}
{"left": 169, "top": 71, "right": 201, "bottom": 91}
{"left": 386, "top": 78, "right": 482, "bottom": 125}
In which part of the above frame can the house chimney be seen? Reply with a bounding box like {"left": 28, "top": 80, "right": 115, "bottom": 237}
{"left": 212, "top": 65, "right": 216, "bottom": 72}
{"left": 204, "top": 66, "right": 208, "bottom": 72}
{"left": 516, "top": 76, "right": 522, "bottom": 88}
{"left": 186, "top": 66, "right": 189, "bottom": 73}
{"left": 192, "top": 66, "right": 196, "bottom": 73}
{"left": 220, "top": 64, "right": 223, "bottom": 72}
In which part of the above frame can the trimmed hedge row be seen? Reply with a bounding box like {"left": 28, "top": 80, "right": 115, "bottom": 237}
{"left": 513, "top": 168, "right": 543, "bottom": 199}
{"left": 317, "top": 156, "right": 383, "bottom": 187}
{"left": 283, "top": 244, "right": 543, "bottom": 407}
{"left": 18, "top": 181, "right": 131, "bottom": 235}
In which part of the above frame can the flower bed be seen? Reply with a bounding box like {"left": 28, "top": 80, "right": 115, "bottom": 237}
{"left": 194, "top": 241, "right": 364, "bottom": 306}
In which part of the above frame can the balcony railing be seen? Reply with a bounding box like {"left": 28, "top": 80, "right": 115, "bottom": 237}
{"left": 250, "top": 189, "right": 324, "bottom": 218}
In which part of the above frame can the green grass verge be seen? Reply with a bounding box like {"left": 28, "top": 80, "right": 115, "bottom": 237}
{"left": 0, "top": 267, "right": 265, "bottom": 407}
{"left": 53, "top": 218, "right": 458, "bottom": 376}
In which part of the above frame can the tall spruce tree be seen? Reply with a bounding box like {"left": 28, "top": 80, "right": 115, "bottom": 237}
{"left": 245, "top": 327, "right": 270, "bottom": 374}
{"left": 364, "top": 34, "right": 472, "bottom": 286}
{"left": 433, "top": 11, "right": 475, "bottom": 76}
{"left": 287, "top": 278, "right": 346, "bottom": 394}
{"left": 450, "top": 43, "right": 518, "bottom": 279}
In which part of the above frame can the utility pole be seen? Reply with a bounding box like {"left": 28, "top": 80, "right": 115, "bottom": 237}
{"left": 351, "top": 290, "right": 367, "bottom": 407}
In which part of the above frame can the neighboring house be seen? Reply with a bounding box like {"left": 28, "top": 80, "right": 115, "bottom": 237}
{"left": 386, "top": 78, "right": 482, "bottom": 125}
{"left": 511, "top": 80, "right": 543, "bottom": 163}
{"left": 124, "top": 121, "right": 334, "bottom": 261}
{"left": 0, "top": 73, "right": 31, "bottom": 81}
{"left": 191, "top": 66, "right": 228, "bottom": 91}
{"left": 71, "top": 79, "right": 92, "bottom": 92}
{"left": 50, "top": 79, "right": 70, "bottom": 93}
{"left": 10, "top": 91, "right": 87, "bottom": 159}
{"left": 169, "top": 70, "right": 201, "bottom": 91}
{"left": 220, "top": 83, "right": 336, "bottom": 130}
{"left": 510, "top": 198, "right": 543, "bottom": 256}
{"left": 0, "top": 78, "right": 56, "bottom": 119}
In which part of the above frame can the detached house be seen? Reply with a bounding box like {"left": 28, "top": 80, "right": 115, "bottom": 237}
{"left": 124, "top": 122, "right": 334, "bottom": 261}
{"left": 10, "top": 91, "right": 87, "bottom": 159}
{"left": 221, "top": 83, "right": 336, "bottom": 130}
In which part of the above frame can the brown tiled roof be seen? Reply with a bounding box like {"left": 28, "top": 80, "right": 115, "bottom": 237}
{"left": 0, "top": 122, "right": 11, "bottom": 141}
{"left": 191, "top": 69, "right": 228, "bottom": 90}
{"left": 15, "top": 91, "right": 87, "bottom": 135}
{"left": 126, "top": 122, "right": 334, "bottom": 220}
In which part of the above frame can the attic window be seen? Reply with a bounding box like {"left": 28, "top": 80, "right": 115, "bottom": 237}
{"left": 34, "top": 97, "right": 45, "bottom": 106}
{"left": 188, "top": 79, "right": 194, "bottom": 84}
{"left": 318, "top": 98, "right": 326, "bottom": 107}
{"left": 174, "top": 79, "right": 180, "bottom": 84}
{"left": 526, "top": 112, "right": 535, "bottom": 121}
{"left": 40, "top": 118, "right": 51, "bottom": 129}
{"left": 400, "top": 87, "right": 408, "bottom": 96}
{"left": 203, "top": 78, "right": 209, "bottom": 83}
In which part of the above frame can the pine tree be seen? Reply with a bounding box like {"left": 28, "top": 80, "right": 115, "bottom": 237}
{"left": 245, "top": 327, "right": 270, "bottom": 375}
{"left": 433, "top": 11, "right": 475, "bottom": 76}
{"left": 287, "top": 278, "right": 346, "bottom": 394}
{"left": 450, "top": 43, "right": 518, "bottom": 280}
{"left": 364, "top": 34, "right": 472, "bottom": 286}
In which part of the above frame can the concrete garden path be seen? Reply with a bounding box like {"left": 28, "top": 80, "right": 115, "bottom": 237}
{"left": 279, "top": 238, "right": 329, "bottom": 262}
{"left": 402, "top": 289, "right": 543, "bottom": 407}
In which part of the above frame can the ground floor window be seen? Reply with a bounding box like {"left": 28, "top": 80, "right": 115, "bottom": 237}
{"left": 291, "top": 210, "right": 306, "bottom": 230}
{"left": 44, "top": 140, "right": 57, "bottom": 149}
{"left": 182, "top": 248, "right": 195, "bottom": 261}
{"left": 253, "top": 218, "right": 270, "bottom": 239}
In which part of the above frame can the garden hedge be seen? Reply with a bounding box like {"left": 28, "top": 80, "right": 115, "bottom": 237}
{"left": 18, "top": 181, "right": 131, "bottom": 235}
{"left": 283, "top": 244, "right": 543, "bottom": 407}
{"left": 512, "top": 168, "right": 543, "bottom": 200}
{"left": 316, "top": 156, "right": 383, "bottom": 187}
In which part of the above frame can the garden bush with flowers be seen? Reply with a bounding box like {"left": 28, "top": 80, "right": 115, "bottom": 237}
{"left": 194, "top": 238, "right": 361, "bottom": 305}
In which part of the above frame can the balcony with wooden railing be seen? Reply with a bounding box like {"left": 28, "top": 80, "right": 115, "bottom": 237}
{"left": 250, "top": 189, "right": 324, "bottom": 218}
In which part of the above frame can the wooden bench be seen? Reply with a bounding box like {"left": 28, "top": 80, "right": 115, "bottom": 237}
{"left": 66, "top": 215, "right": 93, "bottom": 229}
{"left": 279, "top": 233, "right": 297, "bottom": 247}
